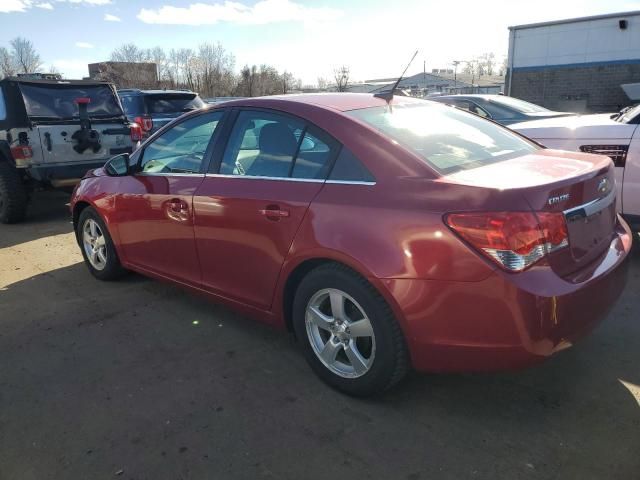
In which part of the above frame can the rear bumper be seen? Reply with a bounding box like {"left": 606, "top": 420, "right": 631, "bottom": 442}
{"left": 25, "top": 160, "right": 114, "bottom": 184}
{"left": 385, "top": 216, "right": 633, "bottom": 373}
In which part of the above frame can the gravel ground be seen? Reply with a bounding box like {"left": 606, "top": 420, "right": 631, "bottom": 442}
{"left": 1, "top": 191, "right": 639, "bottom": 480}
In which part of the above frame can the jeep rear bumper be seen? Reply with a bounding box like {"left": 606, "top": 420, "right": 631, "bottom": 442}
{"left": 25, "top": 160, "right": 116, "bottom": 184}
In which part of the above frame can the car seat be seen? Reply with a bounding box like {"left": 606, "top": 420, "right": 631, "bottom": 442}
{"left": 246, "top": 122, "right": 297, "bottom": 177}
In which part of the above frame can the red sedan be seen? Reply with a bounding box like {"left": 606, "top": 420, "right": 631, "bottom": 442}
{"left": 70, "top": 94, "right": 632, "bottom": 396}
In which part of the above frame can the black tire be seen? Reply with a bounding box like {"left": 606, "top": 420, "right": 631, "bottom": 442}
{"left": 76, "top": 207, "right": 127, "bottom": 281}
{"left": 292, "top": 263, "right": 409, "bottom": 396}
{"left": 0, "top": 161, "right": 29, "bottom": 224}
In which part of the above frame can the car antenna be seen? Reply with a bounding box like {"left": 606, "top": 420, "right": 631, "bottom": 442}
{"left": 374, "top": 50, "right": 419, "bottom": 102}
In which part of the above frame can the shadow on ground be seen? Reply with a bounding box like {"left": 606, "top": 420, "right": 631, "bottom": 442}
{"left": 0, "top": 245, "right": 639, "bottom": 479}
{"left": 0, "top": 191, "right": 73, "bottom": 249}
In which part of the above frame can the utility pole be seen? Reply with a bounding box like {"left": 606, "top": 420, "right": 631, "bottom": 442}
{"left": 452, "top": 60, "right": 461, "bottom": 93}
{"left": 423, "top": 60, "right": 426, "bottom": 97}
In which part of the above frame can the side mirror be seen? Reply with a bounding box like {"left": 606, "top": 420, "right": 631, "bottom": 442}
{"left": 104, "top": 153, "right": 131, "bottom": 177}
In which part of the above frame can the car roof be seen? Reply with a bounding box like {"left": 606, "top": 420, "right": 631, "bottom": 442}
{"left": 118, "top": 89, "right": 197, "bottom": 95}
{"left": 215, "top": 93, "right": 427, "bottom": 112}
{"left": 436, "top": 94, "right": 498, "bottom": 101}
{"left": 0, "top": 77, "right": 113, "bottom": 87}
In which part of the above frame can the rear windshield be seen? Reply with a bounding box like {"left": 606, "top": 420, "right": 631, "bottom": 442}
{"left": 347, "top": 103, "right": 538, "bottom": 174}
{"left": 19, "top": 84, "right": 123, "bottom": 119}
{"left": 145, "top": 94, "right": 204, "bottom": 114}
{"left": 492, "top": 96, "right": 551, "bottom": 113}
{"left": 119, "top": 95, "right": 145, "bottom": 116}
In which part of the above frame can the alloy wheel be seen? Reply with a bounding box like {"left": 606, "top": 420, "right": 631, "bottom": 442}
{"left": 82, "top": 218, "right": 108, "bottom": 271}
{"left": 305, "top": 288, "right": 376, "bottom": 378}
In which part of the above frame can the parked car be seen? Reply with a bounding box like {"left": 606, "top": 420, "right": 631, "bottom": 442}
{"left": 118, "top": 89, "right": 205, "bottom": 137}
{"left": 204, "top": 96, "right": 247, "bottom": 105}
{"left": 511, "top": 105, "right": 640, "bottom": 230}
{"left": 0, "top": 77, "right": 139, "bottom": 223}
{"left": 431, "top": 94, "right": 574, "bottom": 125}
{"left": 70, "top": 94, "right": 632, "bottom": 396}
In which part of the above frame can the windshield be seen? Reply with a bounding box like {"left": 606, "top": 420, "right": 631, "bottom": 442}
{"left": 19, "top": 84, "right": 123, "bottom": 119}
{"left": 145, "top": 94, "right": 205, "bottom": 114}
{"left": 347, "top": 103, "right": 538, "bottom": 174}
{"left": 492, "top": 96, "right": 551, "bottom": 113}
{"left": 616, "top": 104, "right": 640, "bottom": 124}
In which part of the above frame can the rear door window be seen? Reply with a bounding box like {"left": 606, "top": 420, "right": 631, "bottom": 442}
{"left": 329, "top": 147, "right": 375, "bottom": 182}
{"left": 119, "top": 95, "right": 144, "bottom": 116}
{"left": 291, "top": 127, "right": 336, "bottom": 179}
{"left": 219, "top": 110, "right": 337, "bottom": 179}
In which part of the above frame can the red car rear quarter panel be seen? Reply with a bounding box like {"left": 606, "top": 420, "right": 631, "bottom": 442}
{"left": 388, "top": 218, "right": 632, "bottom": 372}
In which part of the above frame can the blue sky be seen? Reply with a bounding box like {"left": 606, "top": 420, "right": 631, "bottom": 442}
{"left": 1, "top": 0, "right": 640, "bottom": 84}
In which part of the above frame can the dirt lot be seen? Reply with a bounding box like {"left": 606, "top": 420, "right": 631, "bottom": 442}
{"left": 1, "top": 191, "right": 639, "bottom": 480}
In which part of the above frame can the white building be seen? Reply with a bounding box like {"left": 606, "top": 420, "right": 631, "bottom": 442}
{"left": 507, "top": 11, "right": 640, "bottom": 112}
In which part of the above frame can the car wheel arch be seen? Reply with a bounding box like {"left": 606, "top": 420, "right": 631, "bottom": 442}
{"left": 73, "top": 201, "right": 122, "bottom": 256}
{"left": 279, "top": 255, "right": 409, "bottom": 343}
{"left": 72, "top": 200, "right": 92, "bottom": 232}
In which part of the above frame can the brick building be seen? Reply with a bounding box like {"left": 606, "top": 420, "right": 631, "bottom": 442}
{"left": 506, "top": 11, "right": 640, "bottom": 113}
{"left": 88, "top": 61, "right": 158, "bottom": 89}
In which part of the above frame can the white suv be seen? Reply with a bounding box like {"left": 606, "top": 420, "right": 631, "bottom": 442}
{"left": 511, "top": 105, "right": 640, "bottom": 230}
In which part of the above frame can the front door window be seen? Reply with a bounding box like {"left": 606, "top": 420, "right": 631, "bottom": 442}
{"left": 139, "top": 111, "right": 223, "bottom": 174}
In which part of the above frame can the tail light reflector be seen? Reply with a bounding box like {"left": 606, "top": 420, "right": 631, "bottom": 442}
{"left": 445, "top": 211, "right": 569, "bottom": 272}
{"left": 134, "top": 115, "right": 153, "bottom": 132}
{"left": 10, "top": 145, "right": 33, "bottom": 160}
{"left": 130, "top": 123, "right": 143, "bottom": 142}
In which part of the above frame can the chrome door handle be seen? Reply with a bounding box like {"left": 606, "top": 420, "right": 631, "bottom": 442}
{"left": 259, "top": 206, "right": 290, "bottom": 219}
{"left": 169, "top": 198, "right": 188, "bottom": 212}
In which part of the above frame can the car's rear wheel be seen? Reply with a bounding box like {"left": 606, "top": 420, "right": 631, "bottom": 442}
{"left": 0, "top": 161, "right": 29, "bottom": 224}
{"left": 293, "top": 263, "right": 409, "bottom": 396}
{"left": 77, "top": 207, "right": 126, "bottom": 281}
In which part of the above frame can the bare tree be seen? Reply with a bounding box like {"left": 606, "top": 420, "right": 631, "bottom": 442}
{"left": 0, "top": 47, "right": 15, "bottom": 78}
{"left": 257, "top": 64, "right": 281, "bottom": 96}
{"left": 46, "top": 64, "right": 61, "bottom": 75}
{"left": 463, "top": 59, "right": 481, "bottom": 83}
{"left": 333, "top": 66, "right": 350, "bottom": 92}
{"left": 110, "top": 43, "right": 146, "bottom": 63}
{"left": 317, "top": 76, "right": 328, "bottom": 90}
{"left": 281, "top": 71, "right": 295, "bottom": 94}
{"left": 196, "top": 42, "right": 236, "bottom": 97}
{"left": 479, "top": 52, "right": 496, "bottom": 76}
{"left": 149, "top": 46, "right": 169, "bottom": 84}
{"left": 498, "top": 57, "right": 508, "bottom": 76}
{"left": 10, "top": 37, "right": 42, "bottom": 74}
{"left": 105, "top": 42, "right": 297, "bottom": 99}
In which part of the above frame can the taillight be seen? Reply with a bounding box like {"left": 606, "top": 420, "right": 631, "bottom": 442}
{"left": 445, "top": 211, "right": 569, "bottom": 272}
{"left": 10, "top": 145, "right": 33, "bottom": 160}
{"left": 134, "top": 115, "right": 153, "bottom": 132}
{"left": 130, "top": 123, "right": 143, "bottom": 142}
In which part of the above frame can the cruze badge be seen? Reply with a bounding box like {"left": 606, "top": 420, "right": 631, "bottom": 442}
{"left": 598, "top": 178, "right": 610, "bottom": 194}
{"left": 548, "top": 193, "right": 570, "bottom": 206}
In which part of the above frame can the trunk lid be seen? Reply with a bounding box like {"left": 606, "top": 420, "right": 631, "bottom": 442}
{"left": 442, "top": 149, "right": 617, "bottom": 277}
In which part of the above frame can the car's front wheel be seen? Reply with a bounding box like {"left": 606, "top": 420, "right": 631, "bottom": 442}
{"left": 293, "top": 263, "right": 409, "bottom": 396}
{"left": 77, "top": 207, "right": 126, "bottom": 281}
